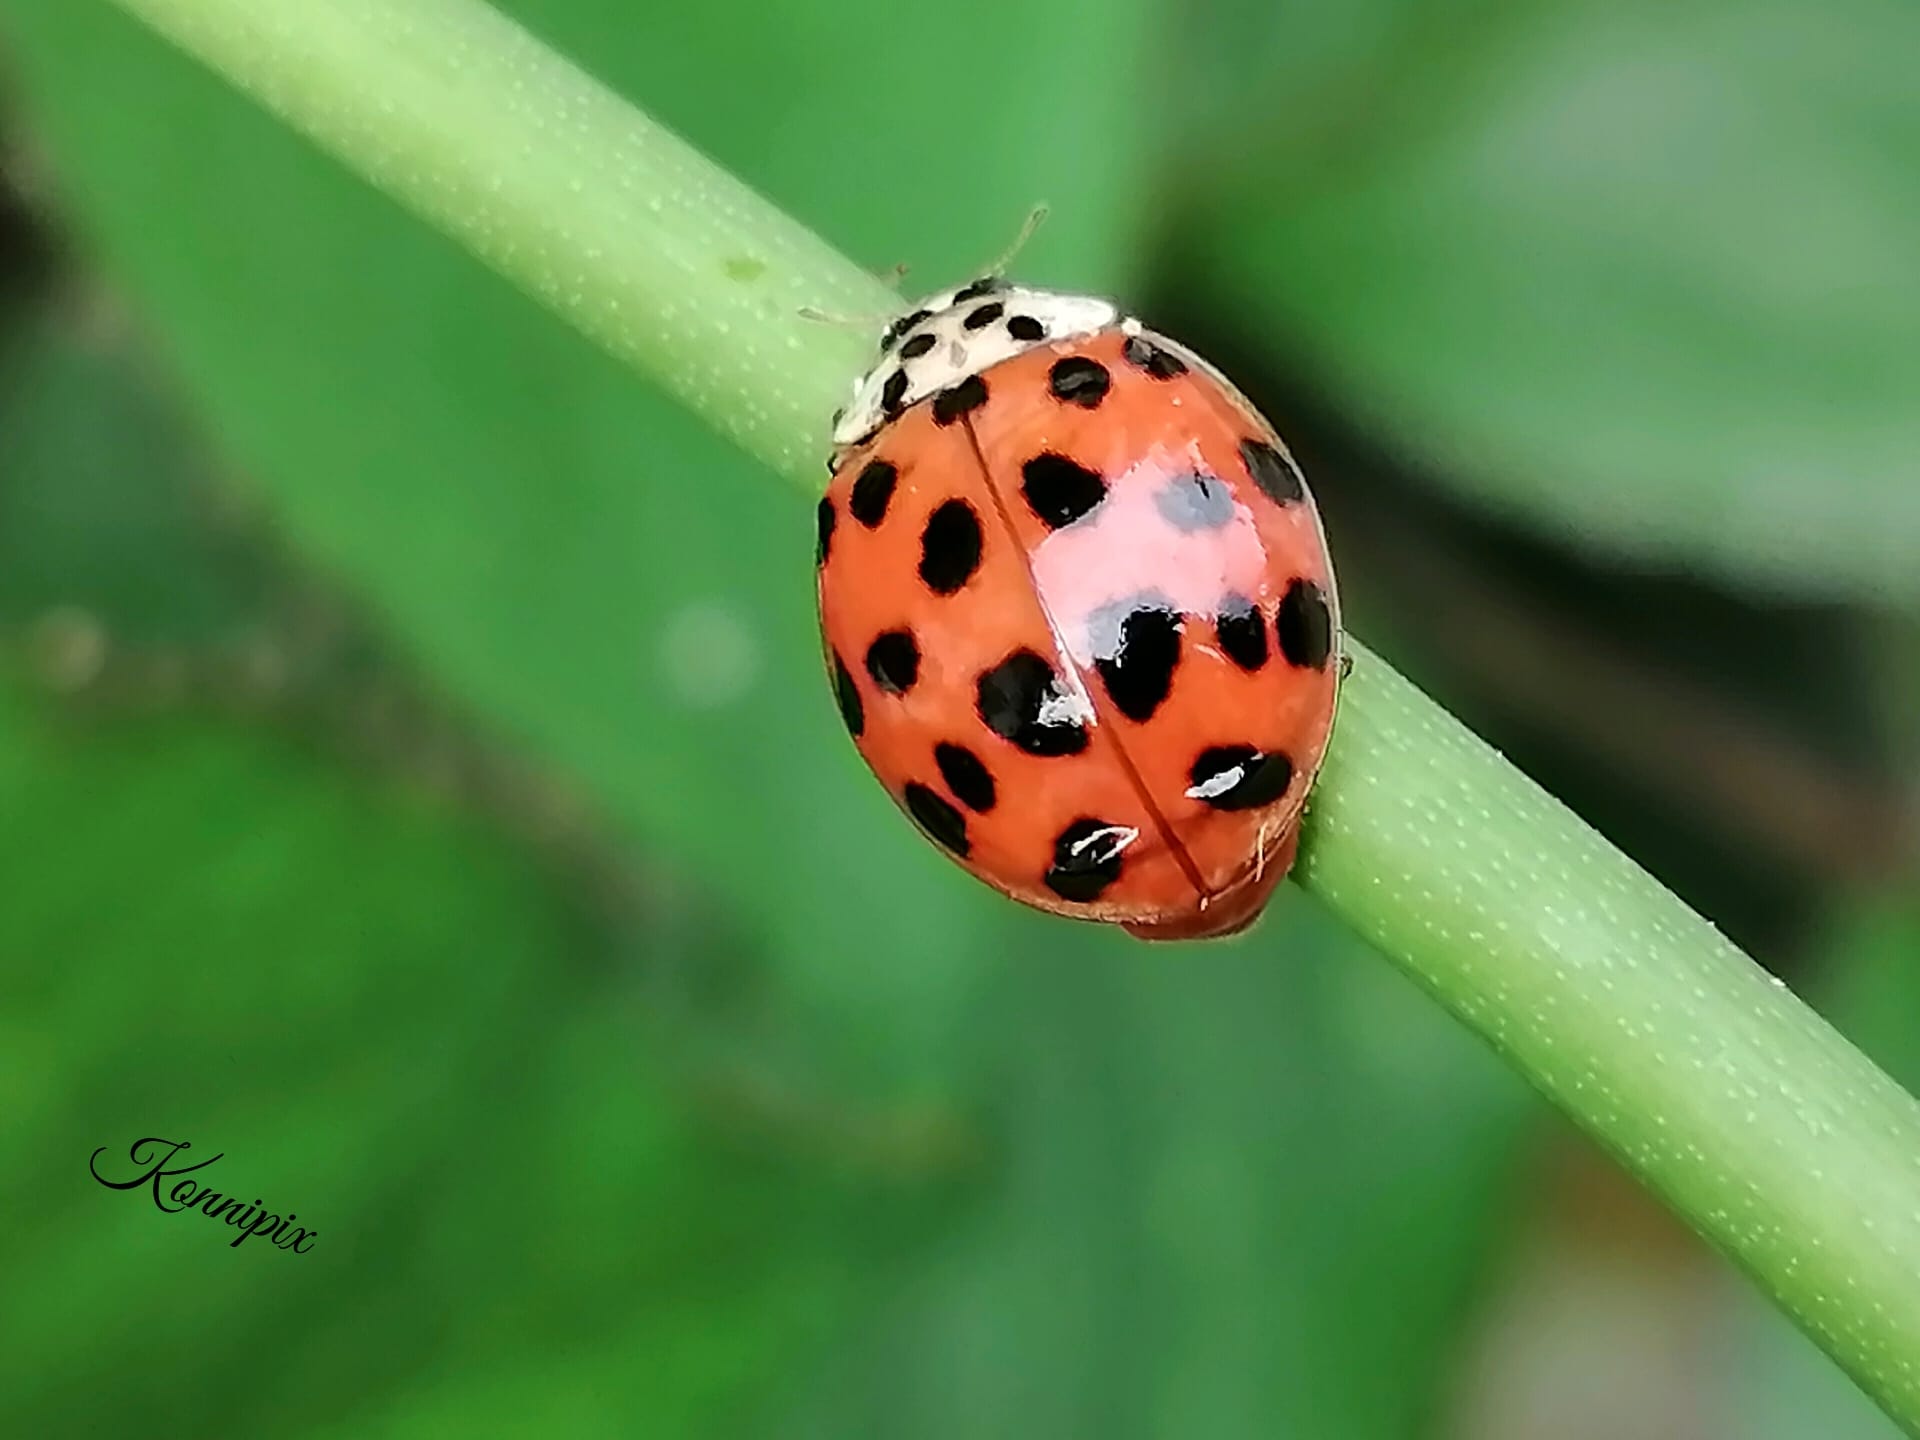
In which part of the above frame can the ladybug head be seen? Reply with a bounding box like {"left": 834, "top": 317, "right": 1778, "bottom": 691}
{"left": 830, "top": 280, "right": 1120, "bottom": 453}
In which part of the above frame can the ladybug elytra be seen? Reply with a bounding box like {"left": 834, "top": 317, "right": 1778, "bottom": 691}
{"left": 816, "top": 277, "right": 1341, "bottom": 941}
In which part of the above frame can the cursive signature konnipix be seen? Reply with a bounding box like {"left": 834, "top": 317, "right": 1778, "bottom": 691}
{"left": 89, "top": 1137, "right": 317, "bottom": 1253}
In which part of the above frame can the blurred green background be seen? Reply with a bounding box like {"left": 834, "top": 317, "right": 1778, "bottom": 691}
{"left": 1, "top": 1, "right": 1916, "bottom": 1435}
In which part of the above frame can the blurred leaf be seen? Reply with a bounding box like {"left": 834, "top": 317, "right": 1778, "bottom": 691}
{"left": 1809, "top": 902, "right": 1920, "bottom": 1107}
{"left": 0, "top": 679, "right": 889, "bottom": 1437}
{"left": 0, "top": 289, "right": 913, "bottom": 1433}
{"left": 779, "top": 899, "right": 1533, "bottom": 1440}
{"left": 1725, "top": 1289, "right": 1902, "bottom": 1440}
{"left": 0, "top": 308, "right": 279, "bottom": 642}
{"left": 0, "top": 644, "right": 1532, "bottom": 1440}
{"left": 1176, "top": 0, "right": 1920, "bottom": 600}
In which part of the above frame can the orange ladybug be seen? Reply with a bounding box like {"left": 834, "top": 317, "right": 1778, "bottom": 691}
{"left": 815, "top": 276, "right": 1341, "bottom": 940}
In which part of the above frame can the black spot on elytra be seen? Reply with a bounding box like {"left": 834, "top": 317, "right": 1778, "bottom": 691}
{"left": 865, "top": 629, "right": 920, "bottom": 695}
{"left": 849, "top": 460, "right": 897, "bottom": 527}
{"left": 953, "top": 276, "right": 1003, "bottom": 303}
{"left": 1006, "top": 314, "right": 1045, "bottom": 341}
{"left": 816, "top": 495, "right": 835, "bottom": 565}
{"left": 920, "top": 500, "right": 983, "bottom": 594}
{"left": 1215, "top": 593, "right": 1268, "bottom": 671}
{"left": 1044, "top": 818, "right": 1132, "bottom": 902}
{"left": 1276, "top": 578, "right": 1333, "bottom": 670}
{"left": 882, "top": 309, "right": 931, "bottom": 350}
{"left": 1089, "top": 597, "right": 1182, "bottom": 722}
{"left": 904, "top": 781, "right": 970, "bottom": 857}
{"left": 1239, "top": 437, "right": 1304, "bottom": 505}
{"left": 932, "top": 375, "right": 989, "bottom": 426}
{"left": 898, "top": 332, "right": 937, "bottom": 360}
{"left": 1154, "top": 472, "right": 1235, "bottom": 531}
{"left": 1049, "top": 356, "right": 1110, "bottom": 408}
{"left": 1188, "top": 745, "right": 1294, "bottom": 811}
{"left": 1021, "top": 452, "right": 1107, "bottom": 530}
{"left": 1123, "top": 334, "right": 1188, "bottom": 378}
{"left": 881, "top": 369, "right": 911, "bottom": 417}
{"left": 963, "top": 301, "right": 1005, "bottom": 331}
{"left": 976, "top": 649, "right": 1089, "bottom": 756}
{"left": 831, "top": 651, "right": 864, "bottom": 738}
{"left": 935, "top": 741, "right": 997, "bottom": 813}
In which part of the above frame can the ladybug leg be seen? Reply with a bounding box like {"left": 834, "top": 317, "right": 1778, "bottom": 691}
{"left": 1268, "top": 823, "right": 1301, "bottom": 878}
{"left": 797, "top": 303, "right": 896, "bottom": 326}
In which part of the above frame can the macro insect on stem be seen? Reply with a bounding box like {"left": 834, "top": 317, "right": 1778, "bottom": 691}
{"left": 814, "top": 270, "right": 1342, "bottom": 941}
{"left": 78, "top": 0, "right": 1920, "bottom": 1429}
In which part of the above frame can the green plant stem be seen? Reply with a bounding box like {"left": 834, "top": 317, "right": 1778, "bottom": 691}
{"left": 93, "top": 0, "right": 885, "bottom": 483}
{"left": 93, "top": 0, "right": 1920, "bottom": 1426}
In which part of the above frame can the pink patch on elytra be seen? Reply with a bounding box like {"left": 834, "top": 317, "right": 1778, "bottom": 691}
{"left": 1027, "top": 441, "right": 1270, "bottom": 669}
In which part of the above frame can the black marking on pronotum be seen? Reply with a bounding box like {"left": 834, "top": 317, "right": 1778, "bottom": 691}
{"left": 881, "top": 308, "right": 931, "bottom": 350}
{"left": 952, "top": 276, "right": 1004, "bottom": 303}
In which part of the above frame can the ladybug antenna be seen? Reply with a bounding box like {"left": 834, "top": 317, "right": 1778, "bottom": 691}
{"left": 987, "top": 203, "right": 1049, "bottom": 277}
{"left": 797, "top": 303, "right": 894, "bottom": 328}
{"left": 797, "top": 261, "right": 915, "bottom": 326}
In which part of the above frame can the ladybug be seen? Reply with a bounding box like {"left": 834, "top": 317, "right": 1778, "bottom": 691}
{"left": 815, "top": 275, "right": 1341, "bottom": 941}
